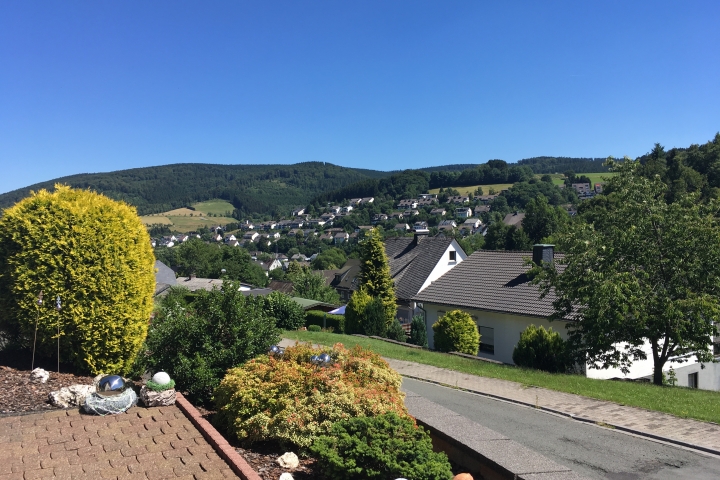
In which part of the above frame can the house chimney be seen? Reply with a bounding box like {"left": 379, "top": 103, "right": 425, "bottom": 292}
{"left": 532, "top": 244, "right": 554, "bottom": 266}
{"left": 413, "top": 231, "right": 429, "bottom": 245}
{"left": 190, "top": 273, "right": 196, "bottom": 280}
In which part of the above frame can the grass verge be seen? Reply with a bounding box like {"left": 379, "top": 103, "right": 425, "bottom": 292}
{"left": 283, "top": 330, "right": 720, "bottom": 424}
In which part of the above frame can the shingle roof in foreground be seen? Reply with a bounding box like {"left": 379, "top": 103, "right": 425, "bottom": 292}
{"left": 412, "top": 250, "right": 565, "bottom": 319}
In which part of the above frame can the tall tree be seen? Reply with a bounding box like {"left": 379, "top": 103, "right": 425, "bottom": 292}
{"left": 523, "top": 194, "right": 566, "bottom": 244}
{"left": 534, "top": 158, "right": 720, "bottom": 385}
{"left": 288, "top": 266, "right": 340, "bottom": 305}
{"left": 359, "top": 228, "right": 397, "bottom": 326}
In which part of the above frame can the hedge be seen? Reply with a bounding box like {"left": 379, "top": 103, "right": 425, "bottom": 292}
{"left": 305, "top": 310, "right": 345, "bottom": 333}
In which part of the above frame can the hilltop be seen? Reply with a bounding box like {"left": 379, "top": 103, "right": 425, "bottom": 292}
{"left": 0, "top": 157, "right": 612, "bottom": 218}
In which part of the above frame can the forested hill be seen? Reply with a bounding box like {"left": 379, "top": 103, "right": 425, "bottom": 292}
{"left": 517, "top": 156, "right": 610, "bottom": 174}
{"left": 0, "top": 162, "right": 392, "bottom": 216}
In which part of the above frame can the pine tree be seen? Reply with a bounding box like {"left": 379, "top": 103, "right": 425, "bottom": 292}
{"left": 359, "top": 228, "right": 397, "bottom": 326}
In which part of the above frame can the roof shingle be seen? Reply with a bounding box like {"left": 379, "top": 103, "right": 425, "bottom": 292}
{"left": 412, "top": 250, "right": 564, "bottom": 318}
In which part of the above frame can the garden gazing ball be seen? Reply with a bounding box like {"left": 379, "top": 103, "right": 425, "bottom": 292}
{"left": 152, "top": 372, "right": 171, "bottom": 385}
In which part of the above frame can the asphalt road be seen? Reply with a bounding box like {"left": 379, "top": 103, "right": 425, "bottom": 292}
{"left": 402, "top": 377, "right": 720, "bottom": 480}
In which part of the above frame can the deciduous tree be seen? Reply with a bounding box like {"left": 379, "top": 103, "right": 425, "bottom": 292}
{"left": 534, "top": 158, "right": 720, "bottom": 385}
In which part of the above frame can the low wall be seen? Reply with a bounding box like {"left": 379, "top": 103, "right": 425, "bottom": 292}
{"left": 404, "top": 390, "right": 589, "bottom": 480}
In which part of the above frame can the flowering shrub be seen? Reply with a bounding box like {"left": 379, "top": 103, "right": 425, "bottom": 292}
{"left": 213, "top": 343, "right": 407, "bottom": 448}
{"left": 310, "top": 412, "right": 453, "bottom": 480}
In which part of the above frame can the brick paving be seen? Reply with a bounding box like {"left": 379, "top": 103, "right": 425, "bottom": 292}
{"left": 387, "top": 358, "right": 720, "bottom": 453}
{"left": 0, "top": 406, "right": 239, "bottom": 480}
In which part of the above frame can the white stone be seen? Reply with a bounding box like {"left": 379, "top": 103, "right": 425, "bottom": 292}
{"left": 139, "top": 385, "right": 176, "bottom": 407}
{"left": 152, "top": 371, "right": 171, "bottom": 385}
{"left": 276, "top": 452, "right": 299, "bottom": 469}
{"left": 279, "top": 474, "right": 294, "bottom": 480}
{"left": 48, "top": 384, "right": 96, "bottom": 408}
{"left": 30, "top": 368, "right": 50, "bottom": 383}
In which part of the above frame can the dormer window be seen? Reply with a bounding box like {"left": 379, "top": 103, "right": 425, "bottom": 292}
{"left": 449, "top": 251, "right": 456, "bottom": 261}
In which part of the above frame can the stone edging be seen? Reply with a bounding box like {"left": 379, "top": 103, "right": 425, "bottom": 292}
{"left": 175, "top": 392, "right": 262, "bottom": 480}
{"left": 400, "top": 373, "right": 720, "bottom": 457}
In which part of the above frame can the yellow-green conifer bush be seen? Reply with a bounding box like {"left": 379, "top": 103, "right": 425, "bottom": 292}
{"left": 0, "top": 185, "right": 155, "bottom": 374}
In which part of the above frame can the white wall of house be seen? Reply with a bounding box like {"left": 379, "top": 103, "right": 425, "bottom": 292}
{"left": 422, "top": 302, "right": 720, "bottom": 390}
{"left": 417, "top": 240, "right": 468, "bottom": 294}
{"left": 422, "top": 303, "right": 569, "bottom": 364}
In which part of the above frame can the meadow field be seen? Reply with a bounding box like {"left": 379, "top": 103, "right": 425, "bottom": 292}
{"left": 427, "top": 172, "right": 616, "bottom": 197}
{"left": 140, "top": 199, "right": 236, "bottom": 231}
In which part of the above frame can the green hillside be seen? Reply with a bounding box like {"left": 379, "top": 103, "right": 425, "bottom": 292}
{"left": 0, "top": 162, "right": 392, "bottom": 216}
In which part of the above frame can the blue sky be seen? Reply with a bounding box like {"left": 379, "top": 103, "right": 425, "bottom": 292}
{"left": 1, "top": 1, "right": 719, "bottom": 194}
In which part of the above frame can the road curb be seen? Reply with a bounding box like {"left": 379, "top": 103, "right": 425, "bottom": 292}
{"left": 399, "top": 373, "right": 720, "bottom": 457}
{"left": 175, "top": 393, "right": 263, "bottom": 480}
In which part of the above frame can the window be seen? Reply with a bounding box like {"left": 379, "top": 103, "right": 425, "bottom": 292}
{"left": 449, "top": 250, "right": 456, "bottom": 261}
{"left": 479, "top": 326, "right": 494, "bottom": 355}
{"left": 688, "top": 372, "right": 698, "bottom": 389}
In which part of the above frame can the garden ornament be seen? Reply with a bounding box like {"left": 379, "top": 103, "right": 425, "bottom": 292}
{"left": 97, "top": 375, "right": 127, "bottom": 396}
{"left": 152, "top": 371, "right": 171, "bottom": 385}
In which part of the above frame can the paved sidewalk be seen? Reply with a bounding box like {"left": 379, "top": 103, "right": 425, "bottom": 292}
{"left": 0, "top": 406, "right": 238, "bottom": 480}
{"left": 387, "top": 358, "right": 720, "bottom": 454}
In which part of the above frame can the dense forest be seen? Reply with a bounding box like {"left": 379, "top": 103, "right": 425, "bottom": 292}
{"left": 0, "top": 154, "right": 652, "bottom": 218}
{"left": 0, "top": 162, "right": 391, "bottom": 216}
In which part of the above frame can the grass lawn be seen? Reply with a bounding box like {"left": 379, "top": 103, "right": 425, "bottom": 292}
{"left": 428, "top": 184, "right": 514, "bottom": 196}
{"left": 583, "top": 172, "right": 617, "bottom": 184}
{"left": 283, "top": 330, "right": 720, "bottom": 424}
{"left": 140, "top": 214, "right": 236, "bottom": 230}
{"left": 192, "top": 199, "right": 235, "bottom": 216}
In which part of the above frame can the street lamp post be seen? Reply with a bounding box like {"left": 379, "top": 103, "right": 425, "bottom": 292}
{"left": 31, "top": 291, "right": 43, "bottom": 371}
{"left": 55, "top": 296, "right": 61, "bottom": 373}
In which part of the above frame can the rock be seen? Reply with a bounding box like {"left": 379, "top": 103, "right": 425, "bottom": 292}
{"left": 279, "top": 474, "right": 294, "bottom": 480}
{"left": 276, "top": 452, "right": 299, "bottom": 469}
{"left": 48, "top": 384, "right": 96, "bottom": 408}
{"left": 152, "top": 371, "right": 171, "bottom": 385}
{"left": 453, "top": 474, "right": 474, "bottom": 480}
{"left": 139, "top": 385, "right": 176, "bottom": 407}
{"left": 30, "top": 368, "right": 50, "bottom": 383}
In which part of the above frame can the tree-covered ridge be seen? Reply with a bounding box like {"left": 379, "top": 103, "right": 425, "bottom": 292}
{"left": 517, "top": 156, "right": 610, "bottom": 174}
{"left": 0, "top": 162, "right": 392, "bottom": 216}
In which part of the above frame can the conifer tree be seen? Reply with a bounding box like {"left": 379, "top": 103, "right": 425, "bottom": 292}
{"left": 0, "top": 185, "right": 155, "bottom": 374}
{"left": 358, "top": 228, "right": 397, "bottom": 326}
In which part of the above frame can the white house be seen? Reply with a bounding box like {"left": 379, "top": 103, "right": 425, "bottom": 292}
{"left": 455, "top": 207, "right": 472, "bottom": 218}
{"left": 386, "top": 233, "right": 467, "bottom": 326}
{"left": 413, "top": 245, "right": 720, "bottom": 391}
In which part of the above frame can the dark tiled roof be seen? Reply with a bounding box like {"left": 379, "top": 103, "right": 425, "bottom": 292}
{"left": 503, "top": 212, "right": 525, "bottom": 227}
{"left": 154, "top": 260, "right": 177, "bottom": 287}
{"left": 385, "top": 236, "right": 459, "bottom": 302}
{"left": 413, "top": 250, "right": 564, "bottom": 318}
{"left": 268, "top": 280, "right": 294, "bottom": 294}
{"left": 328, "top": 259, "right": 362, "bottom": 291}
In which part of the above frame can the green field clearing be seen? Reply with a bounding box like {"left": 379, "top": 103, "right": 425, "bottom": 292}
{"left": 283, "top": 330, "right": 720, "bottom": 424}
{"left": 583, "top": 172, "right": 616, "bottom": 184}
{"left": 141, "top": 214, "right": 235, "bottom": 231}
{"left": 429, "top": 184, "right": 514, "bottom": 196}
{"left": 192, "top": 199, "right": 235, "bottom": 216}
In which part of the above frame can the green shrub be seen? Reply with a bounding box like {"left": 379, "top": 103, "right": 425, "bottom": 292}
{"left": 213, "top": 343, "right": 407, "bottom": 448}
{"left": 308, "top": 324, "right": 322, "bottom": 332}
{"left": 363, "top": 297, "right": 387, "bottom": 337}
{"left": 512, "top": 324, "right": 570, "bottom": 373}
{"left": 310, "top": 412, "right": 453, "bottom": 480}
{"left": 305, "top": 309, "right": 346, "bottom": 333}
{"left": 264, "top": 291, "right": 305, "bottom": 330}
{"left": 138, "top": 281, "right": 280, "bottom": 406}
{"left": 386, "top": 319, "right": 407, "bottom": 342}
{"left": 410, "top": 315, "right": 428, "bottom": 348}
{"left": 145, "top": 379, "right": 176, "bottom": 392}
{"left": 432, "top": 310, "right": 480, "bottom": 355}
{"left": 345, "top": 287, "right": 372, "bottom": 334}
{"left": 0, "top": 185, "right": 155, "bottom": 375}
